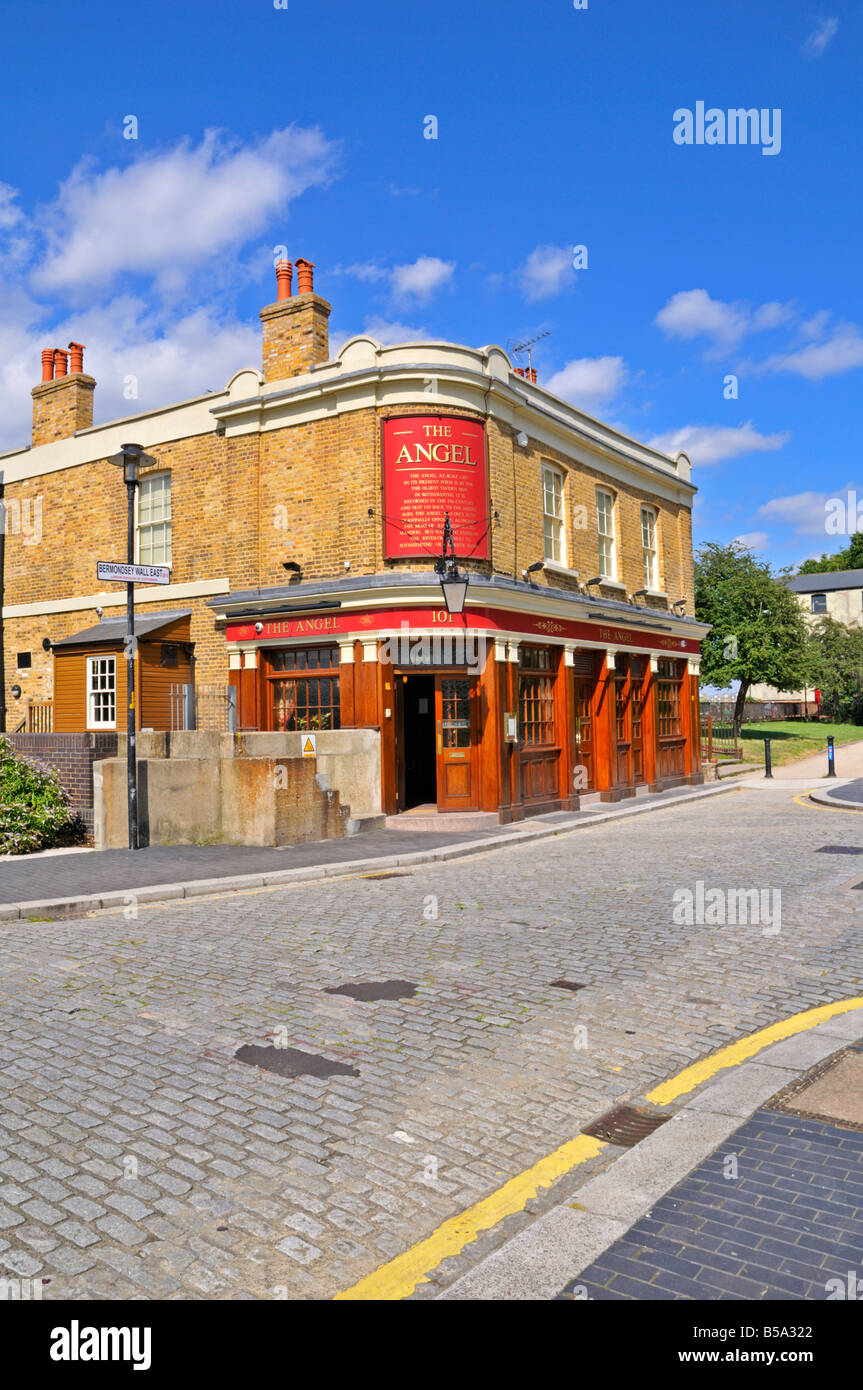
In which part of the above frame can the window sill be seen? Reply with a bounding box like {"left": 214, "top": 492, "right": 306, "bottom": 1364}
{"left": 543, "top": 561, "right": 579, "bottom": 580}
{"left": 598, "top": 577, "right": 626, "bottom": 592}
{"left": 642, "top": 589, "right": 668, "bottom": 601}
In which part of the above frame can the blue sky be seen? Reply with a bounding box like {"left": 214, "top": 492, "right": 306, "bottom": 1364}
{"left": 1, "top": 0, "right": 860, "bottom": 573}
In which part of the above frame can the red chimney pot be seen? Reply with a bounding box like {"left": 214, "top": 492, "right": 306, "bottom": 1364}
{"left": 275, "top": 259, "right": 293, "bottom": 301}
{"left": 67, "top": 341, "right": 85, "bottom": 374}
{"left": 41, "top": 349, "right": 55, "bottom": 383}
{"left": 53, "top": 349, "right": 69, "bottom": 378}
{"left": 514, "top": 366, "right": 525, "bottom": 377}
{"left": 295, "top": 258, "right": 315, "bottom": 294}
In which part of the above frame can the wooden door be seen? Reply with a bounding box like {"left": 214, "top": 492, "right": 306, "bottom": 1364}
{"left": 435, "top": 674, "right": 478, "bottom": 810}
{"left": 630, "top": 657, "right": 646, "bottom": 784}
{"left": 613, "top": 660, "right": 632, "bottom": 787}
{"left": 574, "top": 675, "right": 594, "bottom": 790}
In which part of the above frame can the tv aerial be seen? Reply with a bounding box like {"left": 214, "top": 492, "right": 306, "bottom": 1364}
{"left": 509, "top": 330, "right": 551, "bottom": 372}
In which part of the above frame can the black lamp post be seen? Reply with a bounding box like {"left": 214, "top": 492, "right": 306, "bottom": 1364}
{"left": 434, "top": 511, "right": 468, "bottom": 615}
{"left": 107, "top": 442, "right": 153, "bottom": 850}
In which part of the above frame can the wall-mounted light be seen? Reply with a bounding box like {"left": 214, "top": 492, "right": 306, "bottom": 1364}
{"left": 522, "top": 560, "right": 544, "bottom": 581}
{"left": 516, "top": 431, "right": 528, "bottom": 448}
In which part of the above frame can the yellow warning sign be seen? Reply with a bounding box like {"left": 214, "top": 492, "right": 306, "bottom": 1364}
{"left": 302, "top": 734, "right": 317, "bottom": 758}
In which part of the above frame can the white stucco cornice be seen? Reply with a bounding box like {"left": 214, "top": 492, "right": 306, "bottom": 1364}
{"left": 2, "top": 337, "right": 693, "bottom": 507}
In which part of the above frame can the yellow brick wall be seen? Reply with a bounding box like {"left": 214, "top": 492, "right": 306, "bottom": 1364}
{"left": 2, "top": 401, "right": 694, "bottom": 724}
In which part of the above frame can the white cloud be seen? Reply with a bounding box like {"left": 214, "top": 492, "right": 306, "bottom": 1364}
{"left": 794, "top": 309, "right": 831, "bottom": 344}
{"left": 647, "top": 422, "right": 790, "bottom": 467}
{"left": 31, "top": 126, "right": 338, "bottom": 295}
{"left": 759, "top": 324, "right": 863, "bottom": 380}
{"left": 654, "top": 289, "right": 794, "bottom": 356}
{"left": 758, "top": 488, "right": 852, "bottom": 535}
{"left": 330, "top": 261, "right": 389, "bottom": 283}
{"left": 803, "top": 17, "right": 838, "bottom": 57}
{"left": 0, "top": 182, "right": 23, "bottom": 230}
{"left": 731, "top": 531, "right": 770, "bottom": 551}
{"left": 516, "top": 245, "right": 576, "bottom": 302}
{"left": 544, "top": 356, "right": 627, "bottom": 413}
{"left": 391, "top": 256, "right": 454, "bottom": 302}
{"left": 0, "top": 125, "right": 342, "bottom": 453}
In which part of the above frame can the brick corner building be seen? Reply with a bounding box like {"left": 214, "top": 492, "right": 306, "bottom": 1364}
{"left": 1, "top": 253, "right": 708, "bottom": 825}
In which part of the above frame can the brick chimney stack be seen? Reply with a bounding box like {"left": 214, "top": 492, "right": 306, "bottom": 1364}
{"left": 32, "top": 342, "right": 96, "bottom": 446}
{"left": 260, "top": 253, "right": 331, "bottom": 382}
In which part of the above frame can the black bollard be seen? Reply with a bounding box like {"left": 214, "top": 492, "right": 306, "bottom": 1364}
{"left": 827, "top": 735, "right": 836, "bottom": 778}
{"left": 764, "top": 736, "right": 773, "bottom": 779}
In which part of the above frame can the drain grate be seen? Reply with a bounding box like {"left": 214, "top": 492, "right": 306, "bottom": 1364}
{"left": 582, "top": 1103, "right": 671, "bottom": 1147}
{"left": 816, "top": 845, "right": 863, "bottom": 854}
{"left": 234, "top": 1044, "right": 359, "bottom": 1079}
{"left": 550, "top": 979, "right": 587, "bottom": 993}
{"left": 324, "top": 979, "right": 417, "bottom": 1002}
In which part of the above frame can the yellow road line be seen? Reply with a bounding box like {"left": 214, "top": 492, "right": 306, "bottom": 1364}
{"left": 335, "top": 994, "right": 863, "bottom": 1300}
{"left": 333, "top": 1133, "right": 606, "bottom": 1300}
{"left": 793, "top": 789, "right": 863, "bottom": 815}
{"left": 647, "top": 996, "right": 863, "bottom": 1106}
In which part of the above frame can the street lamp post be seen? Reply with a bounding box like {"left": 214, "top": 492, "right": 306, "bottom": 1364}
{"left": 107, "top": 443, "right": 151, "bottom": 850}
{"left": 434, "top": 511, "right": 468, "bottom": 615}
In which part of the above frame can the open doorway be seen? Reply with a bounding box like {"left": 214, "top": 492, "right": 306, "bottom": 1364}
{"left": 400, "top": 673, "right": 436, "bottom": 809}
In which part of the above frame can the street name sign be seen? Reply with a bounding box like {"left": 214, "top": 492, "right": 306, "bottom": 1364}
{"left": 97, "top": 561, "right": 170, "bottom": 585}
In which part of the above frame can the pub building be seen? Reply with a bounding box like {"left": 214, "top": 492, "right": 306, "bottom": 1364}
{"left": 2, "top": 254, "right": 708, "bottom": 825}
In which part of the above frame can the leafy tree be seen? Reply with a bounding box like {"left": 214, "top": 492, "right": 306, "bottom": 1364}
{"left": 805, "top": 617, "right": 863, "bottom": 724}
{"left": 798, "top": 531, "right": 863, "bottom": 575}
{"left": 695, "top": 541, "right": 810, "bottom": 737}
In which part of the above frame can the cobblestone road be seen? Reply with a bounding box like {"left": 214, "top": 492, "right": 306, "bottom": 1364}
{"left": 1, "top": 786, "right": 862, "bottom": 1299}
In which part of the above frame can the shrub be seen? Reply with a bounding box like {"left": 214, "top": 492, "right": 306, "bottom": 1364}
{"left": 0, "top": 737, "right": 83, "bottom": 854}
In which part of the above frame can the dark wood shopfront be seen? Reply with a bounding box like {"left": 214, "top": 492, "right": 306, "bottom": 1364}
{"left": 226, "top": 604, "right": 702, "bottom": 822}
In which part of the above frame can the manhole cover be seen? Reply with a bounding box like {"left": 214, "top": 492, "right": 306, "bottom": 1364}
{"left": 324, "top": 980, "right": 417, "bottom": 1002}
{"left": 816, "top": 845, "right": 863, "bottom": 855}
{"left": 582, "top": 1104, "right": 671, "bottom": 1147}
{"left": 550, "top": 979, "right": 586, "bottom": 993}
{"left": 766, "top": 1046, "right": 863, "bottom": 1130}
{"left": 362, "top": 872, "right": 412, "bottom": 880}
{"left": 234, "top": 1045, "right": 359, "bottom": 1079}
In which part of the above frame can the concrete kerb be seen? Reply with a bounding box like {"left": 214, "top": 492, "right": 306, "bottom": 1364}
{"left": 809, "top": 786, "right": 863, "bottom": 812}
{"left": 436, "top": 1005, "right": 863, "bottom": 1301}
{"left": 0, "top": 781, "right": 736, "bottom": 922}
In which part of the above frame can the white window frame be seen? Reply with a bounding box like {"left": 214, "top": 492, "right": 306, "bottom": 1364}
{"left": 596, "top": 488, "right": 616, "bottom": 580}
{"left": 135, "top": 472, "right": 172, "bottom": 569}
{"left": 542, "top": 464, "right": 565, "bottom": 565}
{"left": 86, "top": 655, "right": 117, "bottom": 730}
{"left": 641, "top": 506, "right": 658, "bottom": 590}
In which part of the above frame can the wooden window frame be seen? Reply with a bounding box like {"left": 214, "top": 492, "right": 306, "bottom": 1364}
{"left": 640, "top": 506, "right": 658, "bottom": 590}
{"left": 86, "top": 654, "right": 117, "bottom": 730}
{"left": 135, "top": 472, "right": 173, "bottom": 569}
{"left": 266, "top": 646, "right": 341, "bottom": 732}
{"left": 596, "top": 488, "right": 616, "bottom": 580}
{"left": 542, "top": 464, "right": 565, "bottom": 565}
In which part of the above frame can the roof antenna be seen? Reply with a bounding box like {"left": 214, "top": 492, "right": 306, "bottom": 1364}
{"left": 509, "top": 330, "right": 551, "bottom": 374}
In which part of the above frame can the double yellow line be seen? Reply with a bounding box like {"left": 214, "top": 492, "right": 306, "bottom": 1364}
{"left": 334, "top": 995, "right": 863, "bottom": 1299}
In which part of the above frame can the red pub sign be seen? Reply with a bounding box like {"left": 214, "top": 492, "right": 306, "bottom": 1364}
{"left": 382, "top": 415, "right": 489, "bottom": 561}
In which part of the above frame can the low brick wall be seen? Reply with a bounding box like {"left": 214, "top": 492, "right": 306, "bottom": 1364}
{"left": 6, "top": 732, "right": 118, "bottom": 832}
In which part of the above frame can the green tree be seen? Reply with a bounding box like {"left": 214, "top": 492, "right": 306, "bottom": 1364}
{"left": 805, "top": 617, "right": 863, "bottom": 724}
{"left": 695, "top": 541, "right": 810, "bottom": 737}
{"left": 797, "top": 530, "right": 863, "bottom": 575}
